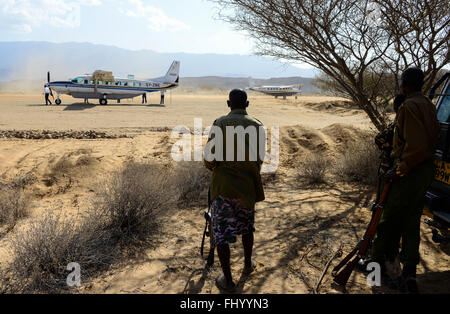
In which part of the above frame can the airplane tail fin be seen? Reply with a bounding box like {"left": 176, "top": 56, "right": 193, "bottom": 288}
{"left": 152, "top": 61, "right": 180, "bottom": 84}
{"left": 164, "top": 61, "right": 180, "bottom": 83}
{"left": 249, "top": 77, "right": 255, "bottom": 89}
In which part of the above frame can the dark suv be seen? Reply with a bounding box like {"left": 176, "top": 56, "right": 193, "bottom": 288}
{"left": 424, "top": 72, "right": 450, "bottom": 243}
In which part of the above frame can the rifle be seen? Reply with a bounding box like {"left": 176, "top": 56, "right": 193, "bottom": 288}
{"left": 332, "top": 178, "right": 392, "bottom": 287}
{"left": 200, "top": 189, "right": 215, "bottom": 267}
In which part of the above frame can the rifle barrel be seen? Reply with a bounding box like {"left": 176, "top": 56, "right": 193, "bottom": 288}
{"left": 332, "top": 181, "right": 392, "bottom": 287}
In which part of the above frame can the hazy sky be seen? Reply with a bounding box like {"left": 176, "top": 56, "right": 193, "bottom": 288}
{"left": 0, "top": 0, "right": 255, "bottom": 55}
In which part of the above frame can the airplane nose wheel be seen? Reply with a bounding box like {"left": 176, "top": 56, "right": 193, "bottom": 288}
{"left": 55, "top": 99, "right": 61, "bottom": 105}
{"left": 99, "top": 99, "right": 108, "bottom": 106}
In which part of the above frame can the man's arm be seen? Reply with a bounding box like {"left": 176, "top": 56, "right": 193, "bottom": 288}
{"left": 204, "top": 119, "right": 220, "bottom": 171}
{"left": 396, "top": 104, "right": 430, "bottom": 173}
{"left": 256, "top": 123, "right": 266, "bottom": 171}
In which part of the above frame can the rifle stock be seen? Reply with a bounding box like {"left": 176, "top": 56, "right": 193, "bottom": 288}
{"left": 333, "top": 255, "right": 360, "bottom": 286}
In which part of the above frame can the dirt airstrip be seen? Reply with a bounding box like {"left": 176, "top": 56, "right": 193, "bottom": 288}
{"left": 0, "top": 93, "right": 448, "bottom": 294}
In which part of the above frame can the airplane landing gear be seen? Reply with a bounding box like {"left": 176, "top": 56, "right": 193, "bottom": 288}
{"left": 55, "top": 98, "right": 61, "bottom": 105}
{"left": 100, "top": 99, "right": 108, "bottom": 106}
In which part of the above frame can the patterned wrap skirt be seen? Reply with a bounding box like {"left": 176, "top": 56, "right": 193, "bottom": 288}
{"left": 210, "top": 195, "right": 255, "bottom": 246}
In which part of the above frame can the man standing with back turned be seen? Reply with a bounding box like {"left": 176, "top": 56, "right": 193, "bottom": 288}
{"left": 370, "top": 67, "right": 440, "bottom": 293}
{"left": 204, "top": 89, "right": 265, "bottom": 292}
{"left": 44, "top": 84, "right": 52, "bottom": 106}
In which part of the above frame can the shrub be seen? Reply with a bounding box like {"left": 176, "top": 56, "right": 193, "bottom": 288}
{"left": 173, "top": 161, "right": 211, "bottom": 207}
{"left": 298, "top": 154, "right": 330, "bottom": 185}
{"left": 337, "top": 140, "right": 379, "bottom": 185}
{"left": 0, "top": 160, "right": 179, "bottom": 293}
{"left": 0, "top": 211, "right": 115, "bottom": 293}
{"left": 0, "top": 184, "right": 29, "bottom": 231}
{"left": 95, "top": 161, "right": 176, "bottom": 245}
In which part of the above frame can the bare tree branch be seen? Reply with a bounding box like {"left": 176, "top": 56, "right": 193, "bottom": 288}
{"left": 212, "top": 0, "right": 450, "bottom": 131}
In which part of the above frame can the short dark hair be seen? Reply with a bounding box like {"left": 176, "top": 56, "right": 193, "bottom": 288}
{"left": 228, "top": 89, "right": 248, "bottom": 109}
{"left": 401, "top": 67, "right": 424, "bottom": 91}
{"left": 393, "top": 94, "right": 405, "bottom": 112}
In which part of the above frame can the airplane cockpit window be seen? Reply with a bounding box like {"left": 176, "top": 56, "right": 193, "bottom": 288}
{"left": 71, "top": 77, "right": 84, "bottom": 84}
{"left": 437, "top": 83, "right": 450, "bottom": 123}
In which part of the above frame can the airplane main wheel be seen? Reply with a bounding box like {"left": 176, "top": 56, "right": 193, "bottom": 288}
{"left": 55, "top": 99, "right": 61, "bottom": 105}
{"left": 100, "top": 99, "right": 108, "bottom": 106}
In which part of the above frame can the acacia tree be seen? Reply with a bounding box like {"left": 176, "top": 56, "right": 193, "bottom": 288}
{"left": 378, "top": 0, "right": 449, "bottom": 93}
{"left": 212, "top": 0, "right": 449, "bottom": 131}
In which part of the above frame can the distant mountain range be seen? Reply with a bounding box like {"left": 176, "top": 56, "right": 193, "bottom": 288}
{"left": 0, "top": 41, "right": 318, "bottom": 80}
{"left": 0, "top": 41, "right": 320, "bottom": 93}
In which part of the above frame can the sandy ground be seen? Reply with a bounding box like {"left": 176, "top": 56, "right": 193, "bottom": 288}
{"left": 0, "top": 93, "right": 372, "bottom": 133}
{"left": 0, "top": 93, "right": 448, "bottom": 294}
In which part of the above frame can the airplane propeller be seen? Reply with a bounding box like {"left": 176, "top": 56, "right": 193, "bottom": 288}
{"left": 47, "top": 71, "right": 50, "bottom": 84}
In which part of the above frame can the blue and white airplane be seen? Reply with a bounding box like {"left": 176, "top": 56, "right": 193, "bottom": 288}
{"left": 46, "top": 61, "right": 180, "bottom": 105}
{"left": 248, "top": 77, "right": 303, "bottom": 99}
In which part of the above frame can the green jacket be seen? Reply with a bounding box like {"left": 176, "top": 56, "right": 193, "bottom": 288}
{"left": 392, "top": 91, "right": 440, "bottom": 173}
{"left": 204, "top": 109, "right": 265, "bottom": 209}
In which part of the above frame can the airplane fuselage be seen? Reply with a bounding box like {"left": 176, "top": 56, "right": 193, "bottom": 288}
{"left": 249, "top": 86, "right": 302, "bottom": 98}
{"left": 50, "top": 78, "right": 177, "bottom": 100}
{"left": 47, "top": 60, "right": 180, "bottom": 105}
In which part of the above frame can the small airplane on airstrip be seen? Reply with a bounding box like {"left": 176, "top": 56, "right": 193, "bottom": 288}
{"left": 247, "top": 77, "right": 303, "bottom": 99}
{"left": 45, "top": 61, "right": 180, "bottom": 105}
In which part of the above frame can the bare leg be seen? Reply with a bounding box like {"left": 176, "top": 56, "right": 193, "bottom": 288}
{"left": 242, "top": 232, "right": 254, "bottom": 268}
{"left": 217, "top": 244, "right": 234, "bottom": 288}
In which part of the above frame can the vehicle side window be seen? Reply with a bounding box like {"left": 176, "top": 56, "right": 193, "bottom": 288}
{"left": 115, "top": 82, "right": 121, "bottom": 86}
{"left": 84, "top": 80, "right": 88, "bottom": 84}
{"left": 437, "top": 83, "right": 450, "bottom": 123}
{"left": 89, "top": 80, "right": 94, "bottom": 84}
{"left": 98, "top": 80, "right": 103, "bottom": 85}
{"left": 124, "top": 82, "right": 128, "bottom": 86}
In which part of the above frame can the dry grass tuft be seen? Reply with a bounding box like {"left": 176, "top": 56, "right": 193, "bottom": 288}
{"left": 0, "top": 183, "right": 30, "bottom": 231}
{"left": 0, "top": 160, "right": 177, "bottom": 293}
{"left": 173, "top": 161, "right": 211, "bottom": 207}
{"left": 0, "top": 211, "right": 116, "bottom": 293}
{"left": 94, "top": 161, "right": 176, "bottom": 246}
{"left": 336, "top": 140, "right": 379, "bottom": 186}
{"left": 298, "top": 154, "right": 330, "bottom": 185}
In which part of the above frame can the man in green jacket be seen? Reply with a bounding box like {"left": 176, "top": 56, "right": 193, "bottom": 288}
{"left": 204, "top": 89, "right": 266, "bottom": 292}
{"left": 370, "top": 67, "right": 440, "bottom": 293}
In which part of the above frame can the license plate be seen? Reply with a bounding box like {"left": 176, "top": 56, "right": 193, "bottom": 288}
{"left": 435, "top": 161, "right": 450, "bottom": 185}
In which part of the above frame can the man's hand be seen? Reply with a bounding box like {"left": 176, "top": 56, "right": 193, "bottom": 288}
{"left": 384, "top": 165, "right": 406, "bottom": 182}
